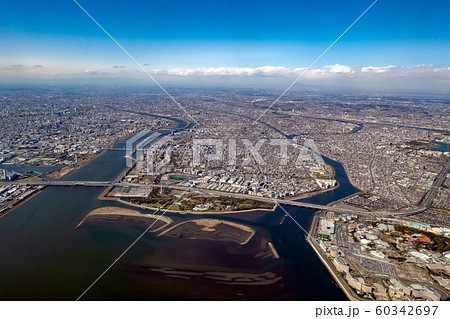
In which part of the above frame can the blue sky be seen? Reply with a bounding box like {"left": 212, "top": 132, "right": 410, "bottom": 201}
{"left": 1, "top": 0, "right": 449, "bottom": 91}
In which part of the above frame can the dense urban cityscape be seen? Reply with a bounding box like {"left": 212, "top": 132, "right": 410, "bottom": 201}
{"left": 1, "top": 1, "right": 449, "bottom": 314}
{"left": 1, "top": 85, "right": 449, "bottom": 302}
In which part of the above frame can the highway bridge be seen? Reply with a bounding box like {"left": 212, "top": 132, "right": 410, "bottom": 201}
{"left": 3, "top": 159, "right": 448, "bottom": 216}
{"left": 2, "top": 180, "right": 353, "bottom": 213}
{"left": 421, "top": 159, "right": 450, "bottom": 208}
{"left": 365, "top": 158, "right": 450, "bottom": 217}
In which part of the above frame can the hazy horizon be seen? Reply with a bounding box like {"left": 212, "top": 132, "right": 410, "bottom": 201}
{"left": 1, "top": 0, "right": 449, "bottom": 93}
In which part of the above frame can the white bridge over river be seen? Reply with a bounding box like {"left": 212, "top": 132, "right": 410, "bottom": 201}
{"left": 5, "top": 164, "right": 447, "bottom": 218}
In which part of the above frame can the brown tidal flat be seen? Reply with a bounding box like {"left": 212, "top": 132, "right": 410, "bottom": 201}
{"left": 134, "top": 266, "right": 284, "bottom": 287}
{"left": 158, "top": 219, "right": 256, "bottom": 245}
{"left": 76, "top": 206, "right": 173, "bottom": 232}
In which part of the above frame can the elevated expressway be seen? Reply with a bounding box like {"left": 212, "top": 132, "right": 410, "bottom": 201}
{"left": 4, "top": 158, "right": 448, "bottom": 217}
{"left": 3, "top": 180, "right": 351, "bottom": 213}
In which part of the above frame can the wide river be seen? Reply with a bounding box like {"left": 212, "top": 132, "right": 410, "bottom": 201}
{"left": 0, "top": 116, "right": 360, "bottom": 300}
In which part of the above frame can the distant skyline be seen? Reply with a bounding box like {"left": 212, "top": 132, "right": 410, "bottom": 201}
{"left": 1, "top": 0, "right": 449, "bottom": 92}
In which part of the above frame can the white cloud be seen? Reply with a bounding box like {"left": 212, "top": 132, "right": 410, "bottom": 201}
{"left": 361, "top": 65, "right": 395, "bottom": 73}
{"left": 163, "top": 66, "right": 298, "bottom": 77}
{"left": 147, "top": 64, "right": 449, "bottom": 81}
{"left": 1, "top": 64, "right": 449, "bottom": 92}
{"left": 326, "top": 64, "right": 355, "bottom": 74}
{"left": 149, "top": 64, "right": 374, "bottom": 77}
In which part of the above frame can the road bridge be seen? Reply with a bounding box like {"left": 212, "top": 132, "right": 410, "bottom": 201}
{"left": 2, "top": 180, "right": 354, "bottom": 213}
{"left": 3, "top": 158, "right": 448, "bottom": 216}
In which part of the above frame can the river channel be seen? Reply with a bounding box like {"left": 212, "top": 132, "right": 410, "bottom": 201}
{"left": 0, "top": 114, "right": 359, "bottom": 300}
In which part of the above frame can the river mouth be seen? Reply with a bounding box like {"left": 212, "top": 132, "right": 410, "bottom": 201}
{"left": 76, "top": 205, "right": 291, "bottom": 300}
{"left": 75, "top": 203, "right": 348, "bottom": 300}
{"left": 0, "top": 115, "right": 356, "bottom": 300}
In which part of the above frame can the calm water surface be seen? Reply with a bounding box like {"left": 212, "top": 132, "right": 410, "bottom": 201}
{"left": 0, "top": 118, "right": 356, "bottom": 300}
